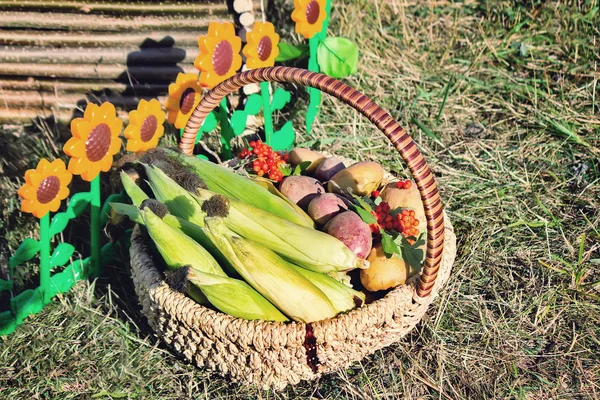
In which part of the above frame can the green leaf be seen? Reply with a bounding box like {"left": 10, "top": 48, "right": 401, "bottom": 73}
{"left": 0, "top": 278, "right": 13, "bottom": 291}
{"left": 196, "top": 111, "right": 218, "bottom": 142}
{"left": 244, "top": 94, "right": 263, "bottom": 115}
{"left": 50, "top": 243, "right": 75, "bottom": 268}
{"left": 230, "top": 110, "right": 249, "bottom": 136}
{"left": 49, "top": 213, "right": 70, "bottom": 236}
{"left": 398, "top": 233, "right": 425, "bottom": 271}
{"left": 354, "top": 206, "right": 376, "bottom": 224}
{"left": 293, "top": 161, "right": 312, "bottom": 176}
{"left": 271, "top": 88, "right": 291, "bottom": 112}
{"left": 317, "top": 37, "right": 359, "bottom": 78}
{"left": 275, "top": 42, "right": 309, "bottom": 62}
{"left": 374, "top": 197, "right": 382, "bottom": 206}
{"left": 9, "top": 238, "right": 41, "bottom": 269}
{"left": 66, "top": 192, "right": 91, "bottom": 218}
{"left": 279, "top": 163, "right": 293, "bottom": 177}
{"left": 271, "top": 121, "right": 296, "bottom": 151}
{"left": 381, "top": 231, "right": 401, "bottom": 258}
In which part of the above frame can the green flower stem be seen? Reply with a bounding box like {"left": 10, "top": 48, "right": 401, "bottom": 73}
{"left": 39, "top": 213, "right": 51, "bottom": 303}
{"left": 90, "top": 175, "right": 101, "bottom": 278}
{"left": 305, "top": 0, "right": 332, "bottom": 135}
{"left": 260, "top": 82, "right": 274, "bottom": 144}
{"left": 217, "top": 98, "right": 233, "bottom": 160}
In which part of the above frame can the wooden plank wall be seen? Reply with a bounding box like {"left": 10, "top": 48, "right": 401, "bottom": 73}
{"left": 0, "top": 0, "right": 258, "bottom": 124}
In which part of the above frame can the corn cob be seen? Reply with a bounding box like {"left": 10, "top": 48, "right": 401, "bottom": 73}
{"left": 110, "top": 202, "right": 222, "bottom": 263}
{"left": 143, "top": 165, "right": 366, "bottom": 272}
{"left": 142, "top": 208, "right": 286, "bottom": 321}
{"left": 165, "top": 266, "right": 288, "bottom": 322}
{"left": 120, "top": 171, "right": 149, "bottom": 206}
{"left": 203, "top": 218, "right": 340, "bottom": 323}
{"left": 197, "top": 189, "right": 367, "bottom": 273}
{"left": 143, "top": 208, "right": 225, "bottom": 277}
{"left": 161, "top": 148, "right": 314, "bottom": 228}
{"left": 291, "top": 266, "right": 365, "bottom": 313}
{"left": 144, "top": 165, "right": 206, "bottom": 227}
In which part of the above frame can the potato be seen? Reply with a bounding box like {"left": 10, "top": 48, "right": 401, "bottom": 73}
{"left": 380, "top": 182, "right": 426, "bottom": 232}
{"left": 324, "top": 211, "right": 372, "bottom": 259}
{"left": 314, "top": 157, "right": 345, "bottom": 182}
{"left": 307, "top": 193, "right": 348, "bottom": 225}
{"left": 279, "top": 176, "right": 325, "bottom": 209}
{"left": 287, "top": 148, "right": 326, "bottom": 173}
{"left": 360, "top": 244, "right": 411, "bottom": 291}
{"left": 328, "top": 161, "right": 384, "bottom": 196}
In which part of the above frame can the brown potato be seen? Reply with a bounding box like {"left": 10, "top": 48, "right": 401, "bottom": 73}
{"left": 279, "top": 176, "right": 325, "bottom": 209}
{"left": 307, "top": 193, "right": 348, "bottom": 225}
{"left": 360, "top": 244, "right": 411, "bottom": 292}
{"left": 380, "top": 182, "right": 426, "bottom": 232}
{"left": 314, "top": 157, "right": 345, "bottom": 182}
{"left": 287, "top": 148, "right": 326, "bottom": 173}
{"left": 324, "top": 211, "right": 372, "bottom": 259}
{"left": 328, "top": 161, "right": 384, "bottom": 196}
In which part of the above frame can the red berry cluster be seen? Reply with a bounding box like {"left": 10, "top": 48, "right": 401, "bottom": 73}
{"left": 397, "top": 179, "right": 412, "bottom": 189}
{"left": 370, "top": 201, "right": 420, "bottom": 238}
{"left": 238, "top": 140, "right": 289, "bottom": 182}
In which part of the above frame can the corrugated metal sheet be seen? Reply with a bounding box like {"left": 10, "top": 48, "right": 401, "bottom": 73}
{"left": 0, "top": 0, "right": 258, "bottom": 124}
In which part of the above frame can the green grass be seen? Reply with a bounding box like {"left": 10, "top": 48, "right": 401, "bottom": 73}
{"left": 2, "top": 0, "right": 600, "bottom": 398}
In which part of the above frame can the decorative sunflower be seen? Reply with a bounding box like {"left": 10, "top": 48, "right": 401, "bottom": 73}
{"left": 18, "top": 158, "right": 72, "bottom": 219}
{"left": 164, "top": 73, "right": 203, "bottom": 129}
{"left": 243, "top": 22, "right": 281, "bottom": 69}
{"left": 194, "top": 22, "right": 243, "bottom": 88}
{"left": 124, "top": 99, "right": 166, "bottom": 153}
{"left": 291, "top": 0, "right": 327, "bottom": 39}
{"left": 63, "top": 102, "right": 123, "bottom": 182}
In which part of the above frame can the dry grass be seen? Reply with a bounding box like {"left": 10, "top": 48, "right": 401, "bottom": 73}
{"left": 1, "top": 0, "right": 599, "bottom": 398}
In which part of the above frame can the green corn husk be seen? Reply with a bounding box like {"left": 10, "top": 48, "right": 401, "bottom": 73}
{"left": 144, "top": 165, "right": 207, "bottom": 227}
{"left": 142, "top": 208, "right": 225, "bottom": 277}
{"left": 120, "top": 171, "right": 149, "bottom": 206}
{"left": 204, "top": 218, "right": 340, "bottom": 323}
{"left": 291, "top": 266, "right": 365, "bottom": 313}
{"left": 165, "top": 267, "right": 288, "bottom": 322}
{"left": 162, "top": 148, "right": 314, "bottom": 228}
{"left": 196, "top": 189, "right": 367, "bottom": 273}
{"left": 143, "top": 165, "right": 366, "bottom": 273}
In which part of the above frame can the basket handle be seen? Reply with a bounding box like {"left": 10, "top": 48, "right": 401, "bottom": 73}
{"left": 180, "top": 67, "right": 445, "bottom": 298}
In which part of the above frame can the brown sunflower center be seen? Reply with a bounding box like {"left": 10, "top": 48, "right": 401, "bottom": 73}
{"left": 257, "top": 36, "right": 272, "bottom": 61}
{"left": 86, "top": 123, "right": 111, "bottom": 162}
{"left": 306, "top": 0, "right": 320, "bottom": 24}
{"left": 213, "top": 40, "right": 233, "bottom": 76}
{"left": 37, "top": 176, "right": 60, "bottom": 204}
{"left": 140, "top": 115, "right": 158, "bottom": 142}
{"left": 179, "top": 88, "right": 196, "bottom": 115}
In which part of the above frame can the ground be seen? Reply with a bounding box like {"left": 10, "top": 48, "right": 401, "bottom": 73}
{"left": 1, "top": 0, "right": 599, "bottom": 399}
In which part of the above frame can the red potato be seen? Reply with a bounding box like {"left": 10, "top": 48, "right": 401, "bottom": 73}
{"left": 279, "top": 176, "right": 325, "bottom": 209}
{"left": 314, "top": 157, "right": 345, "bottom": 182}
{"left": 324, "top": 211, "right": 372, "bottom": 259}
{"left": 307, "top": 193, "right": 348, "bottom": 225}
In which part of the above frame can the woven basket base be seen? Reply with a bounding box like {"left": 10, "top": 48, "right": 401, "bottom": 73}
{"left": 129, "top": 210, "right": 456, "bottom": 390}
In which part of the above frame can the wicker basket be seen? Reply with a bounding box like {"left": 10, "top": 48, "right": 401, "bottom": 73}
{"left": 129, "top": 67, "right": 457, "bottom": 390}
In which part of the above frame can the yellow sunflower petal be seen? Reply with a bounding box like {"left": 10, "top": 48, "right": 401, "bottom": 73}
{"left": 68, "top": 157, "right": 88, "bottom": 175}
{"left": 18, "top": 184, "right": 35, "bottom": 200}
